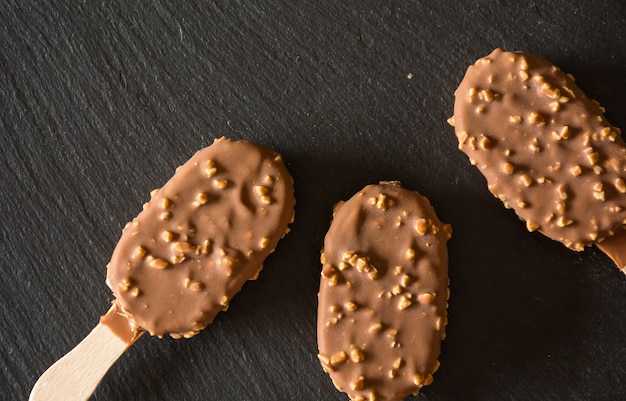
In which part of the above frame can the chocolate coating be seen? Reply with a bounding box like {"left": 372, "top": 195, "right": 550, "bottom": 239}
{"left": 317, "top": 182, "right": 451, "bottom": 401}
{"left": 452, "top": 48, "right": 626, "bottom": 251}
{"left": 106, "top": 137, "right": 295, "bottom": 337}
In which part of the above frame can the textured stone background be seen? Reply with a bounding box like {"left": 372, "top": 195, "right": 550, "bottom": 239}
{"left": 2, "top": 1, "right": 626, "bottom": 400}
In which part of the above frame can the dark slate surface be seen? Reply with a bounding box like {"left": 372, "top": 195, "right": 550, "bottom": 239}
{"left": 2, "top": 1, "right": 626, "bottom": 400}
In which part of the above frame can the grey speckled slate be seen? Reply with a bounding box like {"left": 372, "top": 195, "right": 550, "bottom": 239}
{"left": 2, "top": 1, "right": 626, "bottom": 400}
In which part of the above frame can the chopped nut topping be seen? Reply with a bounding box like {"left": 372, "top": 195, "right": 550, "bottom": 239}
{"left": 254, "top": 185, "right": 269, "bottom": 196}
{"left": 213, "top": 179, "right": 229, "bottom": 189}
{"left": 526, "top": 220, "right": 539, "bottom": 232}
{"left": 479, "top": 136, "right": 492, "bottom": 150}
{"left": 540, "top": 83, "right": 561, "bottom": 99}
{"left": 161, "top": 231, "right": 174, "bottom": 243}
{"left": 196, "top": 192, "right": 209, "bottom": 205}
{"left": 149, "top": 258, "right": 169, "bottom": 269}
{"left": 549, "top": 101, "right": 561, "bottom": 112}
{"left": 161, "top": 198, "right": 172, "bottom": 209}
{"left": 520, "top": 174, "right": 532, "bottom": 187}
{"left": 554, "top": 126, "right": 570, "bottom": 140}
{"left": 393, "top": 357, "right": 403, "bottom": 369}
{"left": 119, "top": 277, "right": 132, "bottom": 291}
{"left": 413, "top": 373, "right": 424, "bottom": 386}
{"left": 593, "top": 191, "right": 606, "bottom": 201}
{"left": 205, "top": 160, "right": 217, "bottom": 176}
{"left": 616, "top": 178, "right": 626, "bottom": 193}
{"left": 355, "top": 257, "right": 368, "bottom": 271}
{"left": 200, "top": 239, "right": 211, "bottom": 255}
{"left": 133, "top": 246, "right": 146, "bottom": 260}
{"left": 586, "top": 152, "right": 600, "bottom": 165}
{"left": 345, "top": 302, "right": 357, "bottom": 311}
{"left": 171, "top": 254, "right": 185, "bottom": 264}
{"left": 350, "top": 348, "right": 365, "bottom": 363}
{"left": 391, "top": 285, "right": 402, "bottom": 295}
{"left": 369, "top": 323, "right": 383, "bottom": 333}
{"left": 447, "top": 116, "right": 455, "bottom": 126}
{"left": 318, "top": 354, "right": 333, "bottom": 372}
{"left": 456, "top": 131, "right": 469, "bottom": 146}
{"left": 509, "top": 115, "right": 522, "bottom": 124}
{"left": 557, "top": 216, "right": 574, "bottom": 227}
{"left": 259, "top": 237, "right": 270, "bottom": 249}
{"left": 398, "top": 296, "right": 412, "bottom": 310}
{"left": 260, "top": 195, "right": 272, "bottom": 205}
{"left": 369, "top": 194, "right": 391, "bottom": 211}
{"left": 159, "top": 211, "right": 171, "bottom": 220}
{"left": 415, "top": 218, "right": 428, "bottom": 235}
{"left": 519, "top": 57, "right": 529, "bottom": 70}
{"left": 570, "top": 165, "right": 582, "bottom": 176}
{"left": 406, "top": 248, "right": 415, "bottom": 260}
{"left": 173, "top": 241, "right": 196, "bottom": 253}
{"left": 479, "top": 89, "right": 494, "bottom": 102}
{"left": 330, "top": 351, "right": 348, "bottom": 366}
{"left": 529, "top": 138, "right": 541, "bottom": 153}
{"left": 350, "top": 376, "right": 365, "bottom": 391}
{"left": 190, "top": 281, "right": 204, "bottom": 291}
{"left": 502, "top": 162, "right": 514, "bottom": 175}
{"left": 418, "top": 293, "right": 435, "bottom": 304}
{"left": 342, "top": 250, "right": 355, "bottom": 261}
{"left": 528, "top": 112, "right": 544, "bottom": 125}
{"left": 468, "top": 136, "right": 477, "bottom": 150}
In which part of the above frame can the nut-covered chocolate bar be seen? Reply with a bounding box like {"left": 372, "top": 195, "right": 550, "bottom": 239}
{"left": 317, "top": 182, "right": 451, "bottom": 401}
{"left": 451, "top": 48, "right": 626, "bottom": 253}
{"left": 106, "top": 137, "right": 295, "bottom": 338}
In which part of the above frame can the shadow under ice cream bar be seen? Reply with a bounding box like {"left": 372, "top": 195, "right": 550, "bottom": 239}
{"left": 30, "top": 137, "right": 295, "bottom": 400}
{"left": 318, "top": 182, "right": 451, "bottom": 401}
{"left": 450, "top": 48, "right": 626, "bottom": 271}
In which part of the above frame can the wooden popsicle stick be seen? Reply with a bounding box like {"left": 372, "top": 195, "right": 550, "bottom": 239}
{"left": 29, "top": 303, "right": 144, "bottom": 401}
{"left": 596, "top": 229, "right": 626, "bottom": 274}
